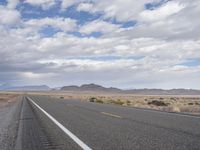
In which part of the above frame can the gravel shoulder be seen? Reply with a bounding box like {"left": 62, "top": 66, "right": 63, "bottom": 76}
{"left": 0, "top": 94, "right": 22, "bottom": 150}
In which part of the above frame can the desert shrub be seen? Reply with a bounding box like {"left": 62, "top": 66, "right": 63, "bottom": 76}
{"left": 96, "top": 99, "right": 104, "bottom": 104}
{"left": 89, "top": 97, "right": 104, "bottom": 103}
{"left": 126, "top": 100, "right": 131, "bottom": 104}
{"left": 60, "top": 96, "right": 64, "bottom": 99}
{"left": 125, "top": 100, "right": 131, "bottom": 106}
{"left": 148, "top": 100, "right": 168, "bottom": 106}
{"left": 89, "top": 97, "right": 97, "bottom": 102}
{"left": 0, "top": 98, "right": 7, "bottom": 101}
{"left": 188, "top": 102, "right": 194, "bottom": 105}
{"left": 112, "top": 99, "right": 124, "bottom": 105}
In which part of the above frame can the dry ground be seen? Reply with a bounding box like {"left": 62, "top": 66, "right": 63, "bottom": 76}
{"left": 39, "top": 91, "right": 200, "bottom": 115}
{"left": 0, "top": 92, "right": 21, "bottom": 150}
{"left": 1, "top": 91, "right": 200, "bottom": 115}
{"left": 0, "top": 92, "right": 21, "bottom": 108}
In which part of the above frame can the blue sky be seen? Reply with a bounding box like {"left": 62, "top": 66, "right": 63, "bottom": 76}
{"left": 180, "top": 59, "right": 200, "bottom": 67}
{"left": 0, "top": 0, "right": 200, "bottom": 89}
{"left": 15, "top": 1, "right": 137, "bottom": 38}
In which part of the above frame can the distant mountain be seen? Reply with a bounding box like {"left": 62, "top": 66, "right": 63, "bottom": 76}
{"left": 124, "top": 89, "right": 200, "bottom": 95}
{"left": 61, "top": 84, "right": 200, "bottom": 95}
{"left": 61, "top": 84, "right": 122, "bottom": 92}
{"left": 2, "top": 83, "right": 199, "bottom": 94}
{"left": 60, "top": 85, "right": 80, "bottom": 91}
{"left": 80, "top": 84, "right": 109, "bottom": 91}
{"left": 0, "top": 85, "right": 51, "bottom": 91}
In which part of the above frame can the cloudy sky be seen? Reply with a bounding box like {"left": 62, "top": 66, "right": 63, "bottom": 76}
{"left": 0, "top": 0, "right": 200, "bottom": 89}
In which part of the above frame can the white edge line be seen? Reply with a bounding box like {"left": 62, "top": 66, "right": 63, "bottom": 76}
{"left": 27, "top": 97, "right": 92, "bottom": 150}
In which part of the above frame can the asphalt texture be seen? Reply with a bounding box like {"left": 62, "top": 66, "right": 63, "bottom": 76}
{"left": 16, "top": 95, "right": 200, "bottom": 150}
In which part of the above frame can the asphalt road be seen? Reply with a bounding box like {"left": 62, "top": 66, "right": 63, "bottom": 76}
{"left": 16, "top": 95, "right": 200, "bottom": 150}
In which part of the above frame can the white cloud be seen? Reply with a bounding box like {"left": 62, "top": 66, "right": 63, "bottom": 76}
{"left": 0, "top": 0, "right": 200, "bottom": 88}
{"left": 77, "top": 3, "right": 93, "bottom": 12}
{"left": 22, "top": 72, "right": 42, "bottom": 79}
{"left": 7, "top": 0, "right": 19, "bottom": 9}
{"left": 61, "top": 0, "right": 82, "bottom": 10}
{"left": 25, "top": 17, "right": 77, "bottom": 32}
{"left": 79, "top": 20, "right": 120, "bottom": 34}
{"left": 36, "top": 56, "right": 200, "bottom": 89}
{"left": 77, "top": 0, "right": 154, "bottom": 22}
{"left": 39, "top": 58, "right": 138, "bottom": 72}
{"left": 140, "top": 1, "right": 185, "bottom": 22}
{"left": 24, "top": 0, "right": 56, "bottom": 10}
{"left": 0, "top": 6, "right": 21, "bottom": 26}
{"left": 22, "top": 72, "right": 55, "bottom": 79}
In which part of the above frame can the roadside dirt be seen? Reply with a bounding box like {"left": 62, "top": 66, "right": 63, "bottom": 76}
{"left": 45, "top": 91, "right": 200, "bottom": 115}
{"left": 0, "top": 93, "right": 19, "bottom": 108}
{"left": 0, "top": 93, "right": 21, "bottom": 150}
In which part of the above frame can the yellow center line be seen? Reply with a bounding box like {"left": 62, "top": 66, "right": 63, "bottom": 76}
{"left": 101, "top": 112, "right": 122, "bottom": 119}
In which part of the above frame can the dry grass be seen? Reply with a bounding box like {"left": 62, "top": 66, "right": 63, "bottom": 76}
{"left": 40, "top": 91, "right": 200, "bottom": 115}
{"left": 5, "top": 91, "right": 200, "bottom": 115}
{"left": 0, "top": 92, "right": 21, "bottom": 108}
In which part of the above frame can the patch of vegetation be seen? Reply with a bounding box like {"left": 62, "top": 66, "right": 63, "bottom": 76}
{"left": 89, "top": 97, "right": 104, "bottom": 103}
{"left": 89, "top": 97, "right": 97, "bottom": 102}
{"left": 126, "top": 100, "right": 131, "bottom": 105}
{"left": 0, "top": 98, "right": 6, "bottom": 101}
{"left": 148, "top": 100, "right": 168, "bottom": 106}
{"left": 188, "top": 102, "right": 194, "bottom": 105}
{"left": 96, "top": 99, "right": 104, "bottom": 104}
{"left": 112, "top": 99, "right": 124, "bottom": 105}
{"left": 60, "top": 96, "right": 64, "bottom": 99}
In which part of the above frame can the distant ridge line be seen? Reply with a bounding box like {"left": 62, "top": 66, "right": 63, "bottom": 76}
{"left": 60, "top": 84, "right": 200, "bottom": 95}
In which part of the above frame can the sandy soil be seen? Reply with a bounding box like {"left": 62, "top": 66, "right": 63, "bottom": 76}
{"left": 2, "top": 91, "right": 200, "bottom": 115}
{"left": 0, "top": 93, "right": 21, "bottom": 150}
{"left": 34, "top": 91, "right": 200, "bottom": 115}
{"left": 0, "top": 93, "right": 20, "bottom": 108}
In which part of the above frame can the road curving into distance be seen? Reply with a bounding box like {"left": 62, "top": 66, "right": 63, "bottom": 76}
{"left": 15, "top": 95, "right": 200, "bottom": 150}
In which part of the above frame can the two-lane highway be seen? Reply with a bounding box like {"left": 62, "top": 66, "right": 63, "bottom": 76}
{"left": 16, "top": 95, "right": 200, "bottom": 150}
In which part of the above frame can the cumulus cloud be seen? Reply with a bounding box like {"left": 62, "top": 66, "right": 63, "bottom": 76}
{"left": 140, "top": 1, "right": 185, "bottom": 22}
{"left": 24, "top": 0, "right": 56, "bottom": 10}
{"left": 76, "top": 0, "right": 154, "bottom": 21}
{"left": 0, "top": 0, "right": 200, "bottom": 88}
{"left": 77, "top": 3, "right": 93, "bottom": 12}
{"left": 7, "top": 0, "right": 19, "bottom": 9}
{"left": 24, "top": 17, "right": 77, "bottom": 32}
{"left": 79, "top": 20, "right": 120, "bottom": 34}
{"left": 0, "top": 6, "right": 21, "bottom": 26}
{"left": 61, "top": 0, "right": 82, "bottom": 10}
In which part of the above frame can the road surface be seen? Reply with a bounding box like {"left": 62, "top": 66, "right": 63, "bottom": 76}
{"left": 15, "top": 95, "right": 200, "bottom": 150}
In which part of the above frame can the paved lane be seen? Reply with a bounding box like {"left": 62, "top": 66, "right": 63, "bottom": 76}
{"left": 25, "top": 95, "right": 200, "bottom": 150}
